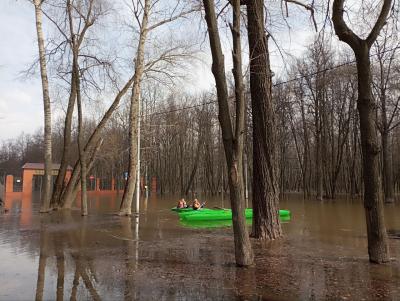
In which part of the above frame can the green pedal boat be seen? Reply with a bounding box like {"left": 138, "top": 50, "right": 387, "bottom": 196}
{"left": 175, "top": 208, "right": 291, "bottom": 221}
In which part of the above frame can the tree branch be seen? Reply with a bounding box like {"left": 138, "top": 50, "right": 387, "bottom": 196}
{"left": 283, "top": 0, "right": 318, "bottom": 32}
{"left": 332, "top": 0, "right": 361, "bottom": 50}
{"left": 366, "top": 0, "right": 393, "bottom": 47}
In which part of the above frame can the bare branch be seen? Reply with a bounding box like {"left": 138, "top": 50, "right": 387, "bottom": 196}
{"left": 283, "top": 0, "right": 318, "bottom": 32}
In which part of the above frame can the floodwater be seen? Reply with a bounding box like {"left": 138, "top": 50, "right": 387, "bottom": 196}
{"left": 1, "top": 193, "right": 400, "bottom": 301}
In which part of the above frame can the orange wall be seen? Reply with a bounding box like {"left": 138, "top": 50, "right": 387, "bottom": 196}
{"left": 22, "top": 170, "right": 34, "bottom": 194}
{"left": 5, "top": 175, "right": 13, "bottom": 193}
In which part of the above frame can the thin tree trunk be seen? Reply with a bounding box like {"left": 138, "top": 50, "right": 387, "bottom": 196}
{"left": 51, "top": 60, "right": 76, "bottom": 208}
{"left": 75, "top": 58, "right": 88, "bottom": 216}
{"left": 203, "top": 0, "right": 254, "bottom": 266}
{"left": 316, "top": 102, "right": 324, "bottom": 200}
{"left": 34, "top": 0, "right": 52, "bottom": 213}
{"left": 246, "top": 0, "right": 282, "bottom": 240}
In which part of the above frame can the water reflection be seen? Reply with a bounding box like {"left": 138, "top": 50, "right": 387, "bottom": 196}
{"left": 32, "top": 213, "right": 101, "bottom": 300}
{"left": 0, "top": 194, "right": 399, "bottom": 300}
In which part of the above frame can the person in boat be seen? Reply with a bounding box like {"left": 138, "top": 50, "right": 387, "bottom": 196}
{"left": 192, "top": 198, "right": 205, "bottom": 210}
{"left": 192, "top": 199, "right": 201, "bottom": 210}
{"left": 176, "top": 198, "right": 187, "bottom": 209}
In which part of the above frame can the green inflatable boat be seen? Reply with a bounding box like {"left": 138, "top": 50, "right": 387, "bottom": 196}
{"left": 180, "top": 214, "right": 291, "bottom": 229}
{"left": 177, "top": 208, "right": 291, "bottom": 222}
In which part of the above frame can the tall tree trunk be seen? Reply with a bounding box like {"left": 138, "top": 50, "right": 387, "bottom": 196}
{"left": 119, "top": 0, "right": 149, "bottom": 215}
{"left": 299, "top": 96, "right": 311, "bottom": 196}
{"left": 316, "top": 112, "right": 324, "bottom": 200}
{"left": 34, "top": 0, "right": 52, "bottom": 213}
{"left": 246, "top": 0, "right": 282, "bottom": 240}
{"left": 203, "top": 0, "right": 254, "bottom": 266}
{"left": 356, "top": 47, "right": 389, "bottom": 263}
{"left": 332, "top": 0, "right": 391, "bottom": 263}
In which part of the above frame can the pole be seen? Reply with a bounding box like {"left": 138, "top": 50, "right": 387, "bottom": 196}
{"left": 136, "top": 94, "right": 141, "bottom": 214}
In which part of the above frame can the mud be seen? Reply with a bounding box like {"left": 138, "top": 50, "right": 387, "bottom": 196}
{"left": 0, "top": 193, "right": 399, "bottom": 300}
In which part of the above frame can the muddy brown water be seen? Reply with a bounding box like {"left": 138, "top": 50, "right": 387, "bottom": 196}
{"left": 0, "top": 193, "right": 400, "bottom": 300}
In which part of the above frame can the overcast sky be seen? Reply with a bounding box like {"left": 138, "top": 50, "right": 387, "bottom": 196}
{"left": 0, "top": 0, "right": 44, "bottom": 141}
{"left": 0, "top": 0, "right": 317, "bottom": 142}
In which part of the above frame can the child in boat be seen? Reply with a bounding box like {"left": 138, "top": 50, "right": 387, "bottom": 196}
{"left": 177, "top": 198, "right": 187, "bottom": 209}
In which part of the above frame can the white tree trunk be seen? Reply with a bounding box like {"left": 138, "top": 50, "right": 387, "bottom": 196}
{"left": 34, "top": 0, "right": 52, "bottom": 213}
{"left": 119, "top": 0, "right": 150, "bottom": 215}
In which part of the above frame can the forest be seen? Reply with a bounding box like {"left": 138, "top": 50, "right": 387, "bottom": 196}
{"left": 0, "top": 0, "right": 399, "bottom": 277}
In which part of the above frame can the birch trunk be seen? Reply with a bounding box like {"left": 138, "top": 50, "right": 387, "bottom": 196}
{"left": 34, "top": 0, "right": 52, "bottom": 213}
{"left": 119, "top": 0, "right": 150, "bottom": 215}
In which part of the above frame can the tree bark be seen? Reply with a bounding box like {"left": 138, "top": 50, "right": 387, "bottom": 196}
{"left": 203, "top": 0, "right": 254, "bottom": 266}
{"left": 34, "top": 0, "right": 52, "bottom": 213}
{"left": 332, "top": 0, "right": 391, "bottom": 263}
{"left": 246, "top": 0, "right": 282, "bottom": 240}
{"left": 356, "top": 47, "right": 390, "bottom": 263}
{"left": 119, "top": 0, "right": 150, "bottom": 215}
{"left": 75, "top": 58, "right": 88, "bottom": 216}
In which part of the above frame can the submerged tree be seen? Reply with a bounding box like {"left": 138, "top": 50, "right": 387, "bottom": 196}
{"left": 245, "top": 0, "right": 282, "bottom": 240}
{"left": 33, "top": 0, "right": 52, "bottom": 213}
{"left": 119, "top": 0, "right": 197, "bottom": 215}
{"left": 118, "top": 0, "right": 150, "bottom": 216}
{"left": 202, "top": 0, "right": 254, "bottom": 266}
{"left": 332, "top": 0, "right": 391, "bottom": 263}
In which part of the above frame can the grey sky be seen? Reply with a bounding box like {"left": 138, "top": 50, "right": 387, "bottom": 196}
{"left": 0, "top": 0, "right": 44, "bottom": 140}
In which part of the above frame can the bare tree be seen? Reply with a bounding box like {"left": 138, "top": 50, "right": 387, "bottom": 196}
{"left": 119, "top": 0, "right": 150, "bottom": 216}
{"left": 332, "top": 0, "right": 391, "bottom": 263}
{"left": 202, "top": 0, "right": 254, "bottom": 266}
{"left": 119, "top": 0, "right": 198, "bottom": 215}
